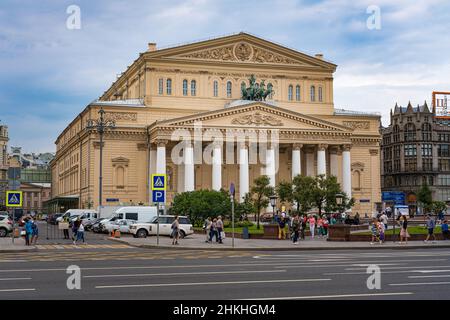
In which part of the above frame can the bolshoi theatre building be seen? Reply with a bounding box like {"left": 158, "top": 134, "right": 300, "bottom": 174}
{"left": 49, "top": 33, "right": 381, "bottom": 214}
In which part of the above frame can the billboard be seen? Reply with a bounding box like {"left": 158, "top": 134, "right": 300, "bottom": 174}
{"left": 433, "top": 91, "right": 450, "bottom": 118}
{"left": 382, "top": 191, "right": 405, "bottom": 205}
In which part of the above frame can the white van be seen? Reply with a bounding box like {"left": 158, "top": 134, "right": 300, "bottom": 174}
{"left": 57, "top": 209, "right": 98, "bottom": 223}
{"left": 98, "top": 206, "right": 157, "bottom": 233}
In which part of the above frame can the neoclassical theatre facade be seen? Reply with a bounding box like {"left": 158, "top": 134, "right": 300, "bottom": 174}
{"left": 50, "top": 33, "right": 381, "bottom": 213}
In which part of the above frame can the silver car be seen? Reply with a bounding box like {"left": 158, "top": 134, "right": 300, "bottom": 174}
{"left": 0, "top": 215, "right": 13, "bottom": 237}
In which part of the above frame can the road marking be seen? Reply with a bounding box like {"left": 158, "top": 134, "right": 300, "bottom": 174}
{"left": 345, "top": 265, "right": 450, "bottom": 271}
{"left": 95, "top": 278, "right": 331, "bottom": 289}
{"left": 0, "top": 277, "right": 32, "bottom": 281}
{"left": 0, "top": 288, "right": 36, "bottom": 293}
{"left": 84, "top": 270, "right": 284, "bottom": 278}
{"left": 412, "top": 270, "right": 450, "bottom": 273}
{"left": 0, "top": 260, "right": 28, "bottom": 263}
{"left": 240, "top": 292, "right": 414, "bottom": 300}
{"left": 390, "top": 282, "right": 450, "bottom": 286}
{"left": 408, "top": 275, "right": 450, "bottom": 279}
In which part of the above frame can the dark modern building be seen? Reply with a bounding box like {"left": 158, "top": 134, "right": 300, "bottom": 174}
{"left": 381, "top": 101, "right": 450, "bottom": 214}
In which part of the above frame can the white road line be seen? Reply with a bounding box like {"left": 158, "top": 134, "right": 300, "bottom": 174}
{"left": 412, "top": 270, "right": 450, "bottom": 273}
{"left": 240, "top": 292, "right": 414, "bottom": 300}
{"left": 345, "top": 265, "right": 450, "bottom": 271}
{"left": 390, "top": 282, "right": 450, "bottom": 286}
{"left": 408, "top": 275, "right": 450, "bottom": 279}
{"left": 0, "top": 260, "right": 28, "bottom": 263}
{"left": 84, "top": 270, "right": 284, "bottom": 278}
{"left": 95, "top": 278, "right": 331, "bottom": 289}
{"left": 275, "top": 263, "right": 402, "bottom": 269}
{"left": 0, "top": 288, "right": 36, "bottom": 293}
{"left": 0, "top": 277, "right": 32, "bottom": 281}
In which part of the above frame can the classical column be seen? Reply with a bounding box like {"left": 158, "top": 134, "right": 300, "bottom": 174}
{"left": 317, "top": 144, "right": 327, "bottom": 176}
{"left": 184, "top": 143, "right": 195, "bottom": 192}
{"left": 306, "top": 146, "right": 315, "bottom": 176}
{"left": 239, "top": 143, "right": 249, "bottom": 202}
{"left": 156, "top": 140, "right": 167, "bottom": 174}
{"left": 266, "top": 144, "right": 276, "bottom": 187}
{"left": 342, "top": 144, "right": 352, "bottom": 198}
{"left": 212, "top": 143, "right": 222, "bottom": 191}
{"left": 292, "top": 143, "right": 302, "bottom": 179}
{"left": 329, "top": 146, "right": 339, "bottom": 178}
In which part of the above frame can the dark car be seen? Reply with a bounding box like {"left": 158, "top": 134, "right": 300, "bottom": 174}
{"left": 48, "top": 213, "right": 63, "bottom": 225}
{"left": 84, "top": 218, "right": 103, "bottom": 231}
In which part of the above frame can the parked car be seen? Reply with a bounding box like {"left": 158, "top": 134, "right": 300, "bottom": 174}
{"left": 48, "top": 213, "right": 63, "bottom": 225}
{"left": 0, "top": 215, "right": 13, "bottom": 237}
{"left": 83, "top": 218, "right": 104, "bottom": 231}
{"left": 105, "top": 219, "right": 135, "bottom": 234}
{"left": 129, "top": 215, "right": 193, "bottom": 238}
{"left": 57, "top": 209, "right": 98, "bottom": 223}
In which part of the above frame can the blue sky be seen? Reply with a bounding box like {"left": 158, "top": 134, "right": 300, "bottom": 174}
{"left": 1, "top": 0, "right": 450, "bottom": 152}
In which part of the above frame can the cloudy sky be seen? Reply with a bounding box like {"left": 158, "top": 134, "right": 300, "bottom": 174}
{"left": 1, "top": 0, "right": 450, "bottom": 153}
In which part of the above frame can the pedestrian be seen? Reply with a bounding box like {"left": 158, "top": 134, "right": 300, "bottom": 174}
{"left": 399, "top": 215, "right": 410, "bottom": 244}
{"left": 438, "top": 211, "right": 445, "bottom": 224}
{"left": 322, "top": 217, "right": 329, "bottom": 237}
{"left": 171, "top": 215, "right": 180, "bottom": 245}
{"left": 71, "top": 218, "right": 80, "bottom": 242}
{"left": 378, "top": 218, "right": 385, "bottom": 244}
{"left": 330, "top": 214, "right": 337, "bottom": 225}
{"left": 62, "top": 215, "right": 70, "bottom": 239}
{"left": 354, "top": 212, "right": 360, "bottom": 225}
{"left": 203, "top": 217, "right": 212, "bottom": 243}
{"left": 424, "top": 214, "right": 437, "bottom": 243}
{"left": 370, "top": 218, "right": 379, "bottom": 245}
{"left": 380, "top": 211, "right": 388, "bottom": 232}
{"left": 442, "top": 220, "right": 449, "bottom": 240}
{"left": 31, "top": 218, "right": 39, "bottom": 245}
{"left": 73, "top": 218, "right": 85, "bottom": 245}
{"left": 317, "top": 216, "right": 324, "bottom": 237}
{"left": 209, "top": 218, "right": 218, "bottom": 242}
{"left": 300, "top": 215, "right": 306, "bottom": 240}
{"left": 278, "top": 216, "right": 286, "bottom": 240}
{"left": 216, "top": 216, "right": 224, "bottom": 244}
{"left": 291, "top": 215, "right": 300, "bottom": 244}
{"left": 308, "top": 215, "right": 316, "bottom": 238}
{"left": 24, "top": 218, "right": 33, "bottom": 246}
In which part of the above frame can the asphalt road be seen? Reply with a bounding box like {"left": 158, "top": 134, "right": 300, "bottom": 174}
{"left": 1, "top": 247, "right": 450, "bottom": 300}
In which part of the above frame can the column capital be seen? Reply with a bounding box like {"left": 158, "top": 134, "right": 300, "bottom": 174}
{"left": 292, "top": 143, "right": 303, "bottom": 151}
{"left": 342, "top": 144, "right": 352, "bottom": 152}
{"left": 155, "top": 139, "right": 168, "bottom": 148}
{"left": 318, "top": 144, "right": 328, "bottom": 151}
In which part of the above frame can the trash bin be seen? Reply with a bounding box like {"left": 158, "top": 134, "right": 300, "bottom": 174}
{"left": 242, "top": 226, "right": 249, "bottom": 239}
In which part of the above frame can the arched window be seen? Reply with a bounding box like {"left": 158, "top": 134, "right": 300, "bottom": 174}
{"left": 213, "top": 81, "right": 218, "bottom": 97}
{"left": 310, "top": 86, "right": 316, "bottom": 102}
{"left": 318, "top": 87, "right": 323, "bottom": 102}
{"left": 404, "top": 123, "right": 416, "bottom": 141}
{"left": 226, "top": 81, "right": 232, "bottom": 98}
{"left": 182, "top": 79, "right": 188, "bottom": 96}
{"left": 166, "top": 78, "right": 172, "bottom": 95}
{"left": 422, "top": 123, "right": 432, "bottom": 141}
{"left": 190, "top": 80, "right": 196, "bottom": 96}
{"left": 288, "top": 85, "right": 293, "bottom": 101}
{"left": 295, "top": 85, "right": 301, "bottom": 101}
{"left": 267, "top": 83, "right": 273, "bottom": 99}
{"left": 158, "top": 78, "right": 163, "bottom": 95}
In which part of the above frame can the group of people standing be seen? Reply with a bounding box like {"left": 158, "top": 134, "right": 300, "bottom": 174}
{"left": 203, "top": 216, "right": 225, "bottom": 244}
{"left": 276, "top": 213, "right": 335, "bottom": 244}
{"left": 24, "top": 217, "right": 38, "bottom": 246}
{"left": 60, "top": 215, "right": 86, "bottom": 245}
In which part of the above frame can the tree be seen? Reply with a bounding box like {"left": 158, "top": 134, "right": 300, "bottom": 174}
{"left": 235, "top": 193, "right": 256, "bottom": 221}
{"left": 171, "top": 189, "right": 231, "bottom": 227}
{"left": 418, "top": 183, "right": 433, "bottom": 213}
{"left": 250, "top": 175, "right": 274, "bottom": 229}
{"left": 276, "top": 180, "right": 293, "bottom": 205}
{"left": 430, "top": 201, "right": 447, "bottom": 216}
{"left": 291, "top": 175, "right": 316, "bottom": 215}
{"left": 310, "top": 175, "right": 353, "bottom": 217}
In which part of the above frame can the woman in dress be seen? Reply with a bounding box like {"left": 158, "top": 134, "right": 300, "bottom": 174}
{"left": 171, "top": 215, "right": 180, "bottom": 245}
{"left": 399, "top": 215, "right": 410, "bottom": 244}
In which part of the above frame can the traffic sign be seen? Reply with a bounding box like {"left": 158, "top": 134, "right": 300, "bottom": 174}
{"left": 6, "top": 191, "right": 22, "bottom": 207}
{"left": 151, "top": 174, "right": 166, "bottom": 191}
{"left": 152, "top": 190, "right": 166, "bottom": 203}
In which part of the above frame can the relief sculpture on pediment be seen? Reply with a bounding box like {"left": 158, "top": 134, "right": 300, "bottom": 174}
{"left": 231, "top": 112, "right": 283, "bottom": 126}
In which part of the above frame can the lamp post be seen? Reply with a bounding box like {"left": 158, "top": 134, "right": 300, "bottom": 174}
{"left": 269, "top": 195, "right": 278, "bottom": 220}
{"left": 86, "top": 108, "right": 115, "bottom": 213}
{"left": 335, "top": 193, "right": 344, "bottom": 224}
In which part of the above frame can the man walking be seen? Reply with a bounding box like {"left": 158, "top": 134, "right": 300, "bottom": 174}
{"left": 424, "top": 214, "right": 437, "bottom": 243}
{"left": 216, "top": 216, "right": 224, "bottom": 244}
{"left": 204, "top": 217, "right": 212, "bottom": 243}
{"left": 292, "top": 215, "right": 300, "bottom": 244}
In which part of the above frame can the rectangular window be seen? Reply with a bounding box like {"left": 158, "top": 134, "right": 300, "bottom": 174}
{"left": 296, "top": 85, "right": 301, "bottom": 101}
{"left": 439, "top": 144, "right": 450, "bottom": 157}
{"left": 439, "top": 159, "right": 450, "bottom": 171}
{"left": 423, "top": 158, "right": 433, "bottom": 171}
{"left": 158, "top": 78, "right": 163, "bottom": 95}
{"left": 318, "top": 87, "right": 323, "bottom": 102}
{"left": 125, "top": 213, "right": 138, "bottom": 221}
{"left": 404, "top": 144, "right": 416, "bottom": 156}
{"left": 421, "top": 144, "right": 432, "bottom": 156}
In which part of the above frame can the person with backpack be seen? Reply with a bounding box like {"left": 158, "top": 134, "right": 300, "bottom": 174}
{"left": 291, "top": 215, "right": 300, "bottom": 244}
{"left": 171, "top": 215, "right": 180, "bottom": 245}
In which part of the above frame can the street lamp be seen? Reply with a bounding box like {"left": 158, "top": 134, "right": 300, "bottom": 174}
{"left": 86, "top": 108, "right": 115, "bottom": 210}
{"left": 269, "top": 195, "right": 278, "bottom": 219}
{"left": 335, "top": 193, "right": 344, "bottom": 224}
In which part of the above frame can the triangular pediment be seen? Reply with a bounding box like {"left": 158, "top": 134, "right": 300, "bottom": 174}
{"left": 146, "top": 33, "right": 336, "bottom": 70}
{"left": 153, "top": 102, "right": 351, "bottom": 132}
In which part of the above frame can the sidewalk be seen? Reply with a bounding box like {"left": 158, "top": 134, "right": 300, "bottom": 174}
{"left": 0, "top": 237, "right": 37, "bottom": 252}
{"left": 109, "top": 234, "right": 450, "bottom": 251}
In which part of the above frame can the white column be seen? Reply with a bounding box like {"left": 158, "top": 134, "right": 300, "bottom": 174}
{"left": 306, "top": 147, "right": 315, "bottom": 176}
{"left": 212, "top": 144, "right": 222, "bottom": 191}
{"left": 239, "top": 144, "right": 249, "bottom": 202}
{"left": 342, "top": 144, "right": 352, "bottom": 198}
{"left": 317, "top": 144, "right": 327, "bottom": 176}
{"left": 184, "top": 143, "right": 195, "bottom": 192}
{"left": 156, "top": 140, "right": 167, "bottom": 174}
{"left": 329, "top": 146, "right": 339, "bottom": 178}
{"left": 266, "top": 145, "right": 276, "bottom": 188}
{"left": 292, "top": 144, "right": 302, "bottom": 179}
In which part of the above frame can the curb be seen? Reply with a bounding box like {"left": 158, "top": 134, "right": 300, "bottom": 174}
{"left": 0, "top": 247, "right": 38, "bottom": 253}
{"left": 108, "top": 238, "right": 450, "bottom": 252}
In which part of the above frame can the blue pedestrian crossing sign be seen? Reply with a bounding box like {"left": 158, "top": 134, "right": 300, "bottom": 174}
{"left": 151, "top": 174, "right": 166, "bottom": 191}
{"left": 6, "top": 191, "right": 22, "bottom": 207}
{"left": 152, "top": 190, "right": 166, "bottom": 203}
